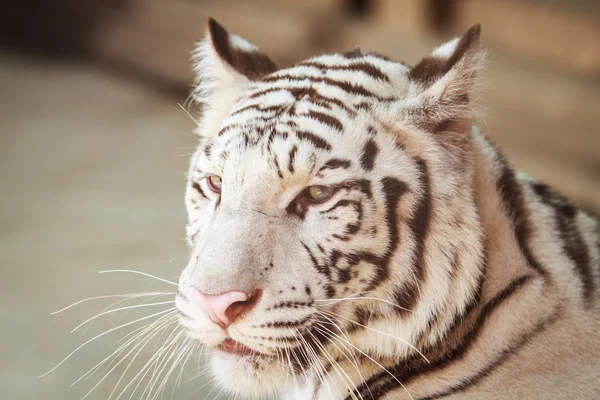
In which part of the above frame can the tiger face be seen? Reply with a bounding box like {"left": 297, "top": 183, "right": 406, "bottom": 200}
{"left": 176, "top": 19, "right": 485, "bottom": 398}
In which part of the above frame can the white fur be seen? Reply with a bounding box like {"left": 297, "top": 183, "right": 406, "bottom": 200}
{"left": 175, "top": 23, "right": 600, "bottom": 400}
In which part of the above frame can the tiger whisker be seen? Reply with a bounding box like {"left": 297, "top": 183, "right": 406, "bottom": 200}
{"left": 79, "top": 318, "right": 176, "bottom": 400}
{"left": 162, "top": 340, "right": 195, "bottom": 399}
{"left": 286, "top": 329, "right": 311, "bottom": 384}
{"left": 189, "top": 371, "right": 218, "bottom": 394}
{"left": 80, "top": 294, "right": 155, "bottom": 339}
{"left": 297, "top": 332, "right": 328, "bottom": 384}
{"left": 105, "top": 292, "right": 175, "bottom": 338}
{"left": 71, "top": 300, "right": 175, "bottom": 333}
{"left": 315, "top": 321, "right": 415, "bottom": 400}
{"left": 73, "top": 312, "right": 176, "bottom": 386}
{"left": 173, "top": 341, "right": 197, "bottom": 395}
{"left": 106, "top": 316, "right": 178, "bottom": 399}
{"left": 149, "top": 332, "right": 191, "bottom": 400}
{"left": 98, "top": 270, "right": 178, "bottom": 286}
{"left": 39, "top": 308, "right": 175, "bottom": 378}
{"left": 133, "top": 328, "right": 183, "bottom": 400}
{"left": 184, "top": 361, "right": 211, "bottom": 384}
{"left": 296, "top": 330, "right": 340, "bottom": 400}
{"left": 315, "top": 314, "right": 374, "bottom": 400}
{"left": 315, "top": 291, "right": 372, "bottom": 303}
{"left": 307, "top": 328, "right": 360, "bottom": 400}
{"left": 319, "top": 309, "right": 430, "bottom": 363}
{"left": 177, "top": 103, "right": 199, "bottom": 126}
{"left": 139, "top": 329, "right": 184, "bottom": 400}
{"left": 204, "top": 380, "right": 227, "bottom": 400}
{"left": 150, "top": 338, "right": 192, "bottom": 400}
{"left": 210, "top": 380, "right": 228, "bottom": 400}
{"left": 114, "top": 315, "right": 170, "bottom": 347}
{"left": 51, "top": 291, "right": 175, "bottom": 315}
{"left": 284, "top": 345, "right": 300, "bottom": 391}
{"left": 309, "top": 325, "right": 364, "bottom": 400}
{"left": 316, "top": 295, "right": 414, "bottom": 313}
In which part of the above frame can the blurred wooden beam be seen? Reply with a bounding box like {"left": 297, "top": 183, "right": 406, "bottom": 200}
{"left": 457, "top": 0, "right": 600, "bottom": 75}
{"left": 90, "top": 0, "right": 343, "bottom": 91}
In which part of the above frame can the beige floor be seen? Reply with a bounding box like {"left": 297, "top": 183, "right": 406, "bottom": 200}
{"left": 1, "top": 45, "right": 598, "bottom": 400}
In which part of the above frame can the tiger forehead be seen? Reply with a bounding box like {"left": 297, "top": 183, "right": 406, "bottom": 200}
{"left": 228, "top": 51, "right": 408, "bottom": 117}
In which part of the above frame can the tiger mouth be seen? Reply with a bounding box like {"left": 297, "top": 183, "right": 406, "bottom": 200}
{"left": 217, "top": 338, "right": 265, "bottom": 357}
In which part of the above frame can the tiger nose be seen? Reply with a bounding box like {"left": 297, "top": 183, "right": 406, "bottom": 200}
{"left": 190, "top": 287, "right": 260, "bottom": 327}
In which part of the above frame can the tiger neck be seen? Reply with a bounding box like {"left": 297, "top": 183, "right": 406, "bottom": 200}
{"left": 303, "top": 128, "right": 538, "bottom": 399}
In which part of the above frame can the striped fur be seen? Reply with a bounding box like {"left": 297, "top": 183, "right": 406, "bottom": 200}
{"left": 176, "top": 19, "right": 600, "bottom": 399}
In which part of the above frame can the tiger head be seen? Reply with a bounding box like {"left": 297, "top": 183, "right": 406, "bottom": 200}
{"left": 176, "top": 19, "right": 487, "bottom": 398}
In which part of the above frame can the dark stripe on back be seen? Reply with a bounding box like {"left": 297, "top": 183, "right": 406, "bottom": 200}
{"left": 420, "top": 307, "right": 562, "bottom": 400}
{"left": 348, "top": 274, "right": 533, "bottom": 400}
{"left": 496, "top": 155, "right": 549, "bottom": 278}
{"left": 531, "top": 182, "right": 595, "bottom": 306}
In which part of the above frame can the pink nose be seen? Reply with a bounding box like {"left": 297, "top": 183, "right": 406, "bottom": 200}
{"left": 190, "top": 287, "right": 259, "bottom": 327}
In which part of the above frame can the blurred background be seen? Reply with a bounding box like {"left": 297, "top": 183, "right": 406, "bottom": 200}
{"left": 1, "top": 0, "right": 599, "bottom": 399}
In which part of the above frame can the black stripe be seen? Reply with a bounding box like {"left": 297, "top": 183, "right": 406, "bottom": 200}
{"left": 268, "top": 301, "right": 314, "bottom": 310}
{"left": 299, "top": 61, "right": 390, "bottom": 82}
{"left": 393, "top": 158, "right": 431, "bottom": 315}
{"left": 496, "top": 154, "right": 548, "bottom": 278}
{"left": 191, "top": 181, "right": 207, "bottom": 199}
{"left": 249, "top": 86, "right": 357, "bottom": 116}
{"left": 301, "top": 241, "right": 330, "bottom": 278}
{"left": 322, "top": 199, "right": 357, "bottom": 214}
{"left": 230, "top": 103, "right": 287, "bottom": 117}
{"left": 367, "top": 177, "right": 408, "bottom": 290}
{"left": 420, "top": 307, "right": 562, "bottom": 400}
{"left": 349, "top": 275, "right": 533, "bottom": 400}
{"left": 295, "top": 130, "right": 332, "bottom": 151}
{"left": 305, "top": 110, "right": 344, "bottom": 132}
{"left": 273, "top": 156, "right": 284, "bottom": 179}
{"left": 360, "top": 139, "right": 379, "bottom": 171}
{"left": 262, "top": 74, "right": 393, "bottom": 100}
{"left": 320, "top": 158, "right": 352, "bottom": 171}
{"left": 203, "top": 142, "right": 212, "bottom": 158}
{"left": 256, "top": 315, "right": 312, "bottom": 329}
{"left": 531, "top": 182, "right": 595, "bottom": 305}
{"left": 288, "top": 145, "right": 298, "bottom": 173}
{"left": 218, "top": 124, "right": 238, "bottom": 137}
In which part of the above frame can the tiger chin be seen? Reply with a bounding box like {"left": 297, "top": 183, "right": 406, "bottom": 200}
{"left": 175, "top": 18, "right": 600, "bottom": 400}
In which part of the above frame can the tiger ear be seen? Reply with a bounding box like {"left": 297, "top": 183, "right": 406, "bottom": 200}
{"left": 192, "top": 18, "right": 277, "bottom": 137}
{"left": 406, "top": 24, "right": 485, "bottom": 133}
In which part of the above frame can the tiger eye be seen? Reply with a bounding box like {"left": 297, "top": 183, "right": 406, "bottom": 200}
{"left": 307, "top": 185, "right": 333, "bottom": 203}
{"left": 207, "top": 176, "right": 222, "bottom": 193}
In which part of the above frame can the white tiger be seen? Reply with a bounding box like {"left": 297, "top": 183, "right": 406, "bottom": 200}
{"left": 173, "top": 19, "right": 600, "bottom": 399}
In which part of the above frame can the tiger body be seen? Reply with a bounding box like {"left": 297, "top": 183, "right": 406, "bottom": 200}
{"left": 175, "top": 19, "right": 600, "bottom": 399}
